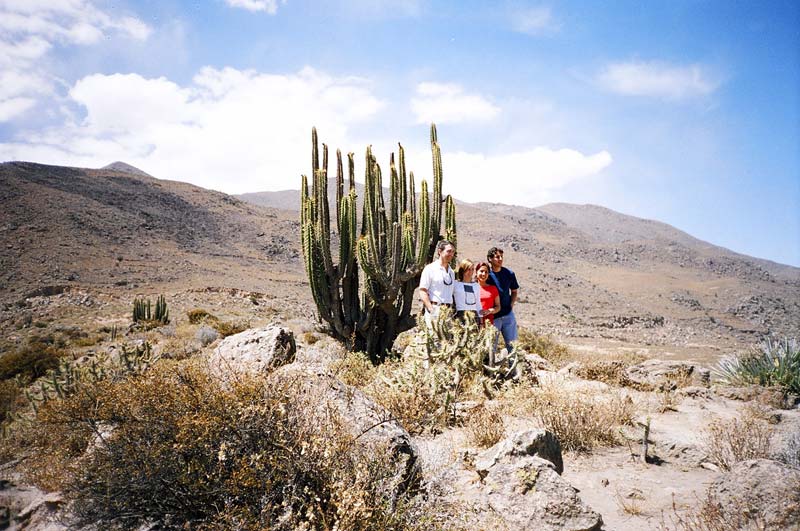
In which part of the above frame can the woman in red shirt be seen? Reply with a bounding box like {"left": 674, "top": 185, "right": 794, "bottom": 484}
{"left": 476, "top": 261, "right": 501, "bottom": 326}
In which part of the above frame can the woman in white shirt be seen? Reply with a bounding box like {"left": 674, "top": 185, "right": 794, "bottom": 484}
{"left": 453, "top": 259, "right": 481, "bottom": 323}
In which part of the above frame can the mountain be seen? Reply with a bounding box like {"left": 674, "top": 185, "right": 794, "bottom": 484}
{"left": 2, "top": 161, "right": 798, "bottom": 362}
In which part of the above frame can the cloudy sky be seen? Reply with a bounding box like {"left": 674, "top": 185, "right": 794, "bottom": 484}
{"left": 1, "top": 0, "right": 798, "bottom": 266}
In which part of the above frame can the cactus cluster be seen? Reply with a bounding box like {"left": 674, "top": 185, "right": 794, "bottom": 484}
{"left": 301, "top": 124, "right": 456, "bottom": 360}
{"left": 20, "top": 342, "right": 158, "bottom": 416}
{"left": 383, "top": 308, "right": 521, "bottom": 424}
{"left": 132, "top": 295, "right": 169, "bottom": 325}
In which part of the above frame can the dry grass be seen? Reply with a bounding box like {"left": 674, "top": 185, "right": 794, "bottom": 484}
{"left": 4, "top": 358, "right": 458, "bottom": 530}
{"left": 615, "top": 490, "right": 646, "bottom": 516}
{"left": 659, "top": 492, "right": 768, "bottom": 531}
{"left": 332, "top": 350, "right": 377, "bottom": 388}
{"left": 516, "top": 327, "right": 574, "bottom": 366}
{"left": 504, "top": 382, "right": 637, "bottom": 452}
{"left": 701, "top": 412, "right": 774, "bottom": 471}
{"left": 466, "top": 402, "right": 505, "bottom": 448}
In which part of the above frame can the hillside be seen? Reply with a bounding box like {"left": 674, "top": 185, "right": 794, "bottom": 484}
{"left": 1, "top": 161, "right": 798, "bottom": 362}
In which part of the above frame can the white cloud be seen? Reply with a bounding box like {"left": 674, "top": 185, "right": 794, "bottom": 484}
{"left": 438, "top": 147, "right": 613, "bottom": 206}
{"left": 0, "top": 66, "right": 385, "bottom": 193}
{"left": 0, "top": 97, "right": 36, "bottom": 121}
{"left": 224, "top": 0, "right": 281, "bottom": 14}
{"left": 597, "top": 61, "right": 720, "bottom": 99}
{"left": 411, "top": 82, "right": 500, "bottom": 124}
{"left": 512, "top": 6, "right": 561, "bottom": 36}
{"left": 0, "top": 0, "right": 152, "bottom": 122}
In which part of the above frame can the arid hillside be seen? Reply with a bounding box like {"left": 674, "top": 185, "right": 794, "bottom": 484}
{"left": 1, "top": 161, "right": 797, "bottom": 363}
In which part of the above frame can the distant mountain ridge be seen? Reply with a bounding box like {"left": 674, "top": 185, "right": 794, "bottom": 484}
{"left": 2, "top": 161, "right": 798, "bottom": 360}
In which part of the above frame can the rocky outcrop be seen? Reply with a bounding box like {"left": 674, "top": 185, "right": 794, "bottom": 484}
{"left": 708, "top": 459, "right": 800, "bottom": 530}
{"left": 428, "top": 430, "right": 602, "bottom": 531}
{"left": 207, "top": 325, "right": 296, "bottom": 381}
{"left": 623, "top": 359, "right": 710, "bottom": 391}
{"left": 474, "top": 430, "right": 603, "bottom": 531}
{"left": 269, "top": 362, "right": 420, "bottom": 495}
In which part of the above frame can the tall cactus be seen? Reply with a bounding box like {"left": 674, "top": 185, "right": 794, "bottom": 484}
{"left": 301, "top": 124, "right": 457, "bottom": 360}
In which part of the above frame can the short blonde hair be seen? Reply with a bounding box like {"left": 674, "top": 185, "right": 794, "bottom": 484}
{"left": 455, "top": 259, "right": 475, "bottom": 281}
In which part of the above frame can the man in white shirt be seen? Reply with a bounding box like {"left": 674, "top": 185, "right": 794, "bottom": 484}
{"left": 419, "top": 240, "right": 456, "bottom": 324}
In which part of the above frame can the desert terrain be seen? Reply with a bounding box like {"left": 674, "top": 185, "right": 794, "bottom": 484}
{"left": 0, "top": 160, "right": 798, "bottom": 530}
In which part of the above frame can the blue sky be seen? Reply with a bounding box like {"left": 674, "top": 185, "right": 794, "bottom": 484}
{"left": 1, "top": 0, "right": 798, "bottom": 267}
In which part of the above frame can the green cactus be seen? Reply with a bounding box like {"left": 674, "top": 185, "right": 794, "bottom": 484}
{"left": 132, "top": 295, "right": 169, "bottom": 325}
{"left": 301, "top": 124, "right": 455, "bottom": 360}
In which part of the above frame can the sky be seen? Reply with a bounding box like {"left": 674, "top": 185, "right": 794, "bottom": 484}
{"left": 1, "top": 0, "right": 798, "bottom": 267}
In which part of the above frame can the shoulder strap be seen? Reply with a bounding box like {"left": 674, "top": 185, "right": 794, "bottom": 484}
{"left": 489, "top": 269, "right": 502, "bottom": 293}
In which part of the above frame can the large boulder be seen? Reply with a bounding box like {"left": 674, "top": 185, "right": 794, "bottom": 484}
{"left": 623, "top": 359, "right": 710, "bottom": 391}
{"left": 269, "top": 362, "right": 420, "bottom": 495}
{"left": 207, "top": 325, "right": 296, "bottom": 380}
{"left": 476, "top": 429, "right": 564, "bottom": 475}
{"left": 424, "top": 432, "right": 602, "bottom": 531}
{"left": 473, "top": 430, "right": 602, "bottom": 531}
{"left": 707, "top": 459, "right": 800, "bottom": 530}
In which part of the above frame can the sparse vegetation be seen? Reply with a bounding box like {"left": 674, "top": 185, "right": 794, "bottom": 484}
{"left": 371, "top": 309, "right": 514, "bottom": 433}
{"left": 466, "top": 402, "right": 505, "bottom": 448}
{"left": 714, "top": 337, "right": 800, "bottom": 394}
{"left": 516, "top": 327, "right": 574, "bottom": 367}
{"left": 332, "top": 350, "right": 376, "bottom": 387}
{"left": 184, "top": 308, "right": 246, "bottom": 338}
{"left": 701, "top": 413, "right": 773, "bottom": 471}
{"left": 507, "top": 382, "right": 637, "bottom": 452}
{"left": 132, "top": 295, "right": 170, "bottom": 326}
{"left": 0, "top": 342, "right": 65, "bottom": 382}
{"left": 659, "top": 491, "right": 768, "bottom": 531}
{"left": 8, "top": 359, "right": 450, "bottom": 530}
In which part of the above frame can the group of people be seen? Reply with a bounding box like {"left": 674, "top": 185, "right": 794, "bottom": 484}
{"left": 419, "top": 240, "right": 519, "bottom": 352}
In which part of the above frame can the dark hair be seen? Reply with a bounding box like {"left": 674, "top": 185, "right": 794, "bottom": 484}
{"left": 475, "top": 261, "right": 491, "bottom": 273}
{"left": 436, "top": 239, "right": 454, "bottom": 255}
{"left": 487, "top": 247, "right": 503, "bottom": 260}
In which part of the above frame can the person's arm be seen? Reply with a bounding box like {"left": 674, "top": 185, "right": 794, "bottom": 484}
{"left": 510, "top": 288, "right": 518, "bottom": 308}
{"left": 419, "top": 288, "right": 434, "bottom": 313}
{"left": 492, "top": 293, "right": 501, "bottom": 315}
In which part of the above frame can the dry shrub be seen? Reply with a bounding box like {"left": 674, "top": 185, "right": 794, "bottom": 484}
{"left": 508, "top": 383, "right": 637, "bottom": 452}
{"left": 186, "top": 308, "right": 214, "bottom": 324}
{"left": 466, "top": 403, "right": 505, "bottom": 448}
{"left": 775, "top": 432, "right": 800, "bottom": 469}
{"left": 701, "top": 413, "right": 773, "bottom": 471}
{"left": 302, "top": 331, "right": 320, "bottom": 345}
{"left": 13, "top": 360, "right": 444, "bottom": 530}
{"left": 516, "top": 327, "right": 573, "bottom": 366}
{"left": 332, "top": 350, "right": 376, "bottom": 388}
{"left": 370, "top": 359, "right": 446, "bottom": 435}
{"left": 659, "top": 492, "right": 768, "bottom": 531}
{"left": 574, "top": 352, "right": 647, "bottom": 386}
{"left": 212, "top": 319, "right": 248, "bottom": 338}
{"left": 0, "top": 379, "right": 22, "bottom": 425}
{"left": 0, "top": 342, "right": 66, "bottom": 382}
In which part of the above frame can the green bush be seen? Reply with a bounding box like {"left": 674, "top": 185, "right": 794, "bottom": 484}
{"left": 18, "top": 360, "right": 447, "bottom": 530}
{"left": 714, "top": 338, "right": 800, "bottom": 394}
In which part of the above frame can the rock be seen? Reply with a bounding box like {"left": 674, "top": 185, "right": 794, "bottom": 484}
{"left": 207, "top": 325, "right": 296, "bottom": 381}
{"left": 623, "top": 359, "right": 708, "bottom": 391}
{"left": 0, "top": 481, "right": 67, "bottom": 531}
{"left": 474, "top": 430, "right": 602, "bottom": 531}
{"left": 523, "top": 352, "right": 555, "bottom": 371}
{"left": 269, "top": 362, "right": 420, "bottom": 495}
{"left": 476, "top": 429, "right": 564, "bottom": 475}
{"left": 708, "top": 459, "right": 800, "bottom": 530}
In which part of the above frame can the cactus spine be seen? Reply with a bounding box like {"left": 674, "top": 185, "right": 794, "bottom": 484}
{"left": 301, "top": 124, "right": 455, "bottom": 360}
